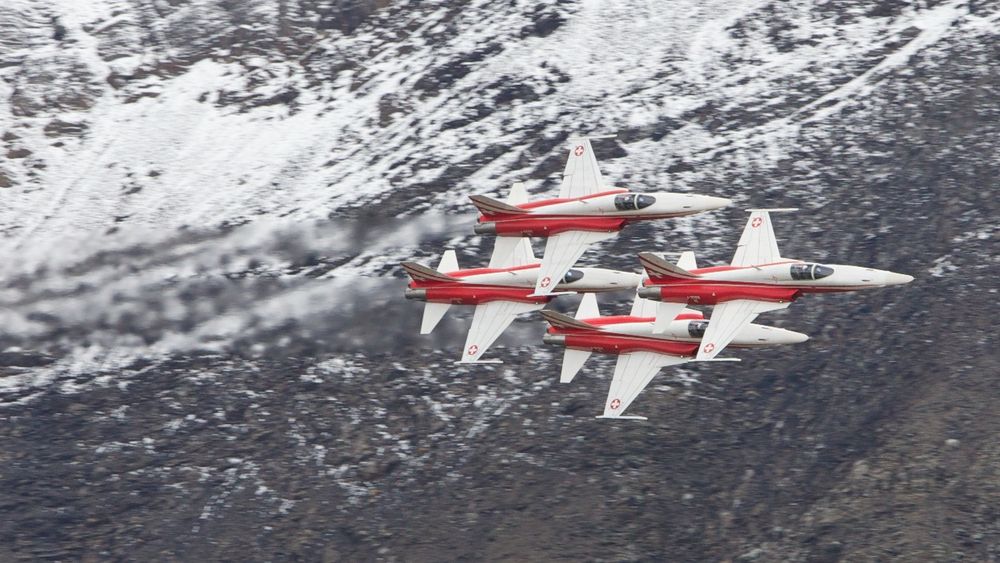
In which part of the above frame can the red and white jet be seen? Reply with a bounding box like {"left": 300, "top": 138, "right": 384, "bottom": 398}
{"left": 637, "top": 209, "right": 914, "bottom": 361}
{"left": 541, "top": 291, "right": 808, "bottom": 419}
{"left": 403, "top": 236, "right": 641, "bottom": 364}
{"left": 470, "top": 137, "right": 731, "bottom": 298}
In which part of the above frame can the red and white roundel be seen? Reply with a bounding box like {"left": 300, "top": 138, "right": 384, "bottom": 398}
{"left": 751, "top": 217, "right": 763, "bottom": 228}
{"left": 540, "top": 276, "right": 552, "bottom": 288}
{"left": 703, "top": 342, "right": 715, "bottom": 354}
{"left": 609, "top": 398, "right": 622, "bottom": 410}
{"left": 573, "top": 145, "right": 585, "bottom": 157}
{"left": 467, "top": 344, "right": 479, "bottom": 356}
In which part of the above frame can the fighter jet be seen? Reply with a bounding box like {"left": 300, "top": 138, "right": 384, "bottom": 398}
{"left": 541, "top": 290, "right": 808, "bottom": 419}
{"left": 402, "top": 237, "right": 641, "bottom": 364}
{"left": 637, "top": 208, "right": 914, "bottom": 361}
{"left": 469, "top": 136, "right": 731, "bottom": 298}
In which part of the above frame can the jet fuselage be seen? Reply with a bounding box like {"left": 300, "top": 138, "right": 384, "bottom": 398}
{"left": 542, "top": 313, "right": 808, "bottom": 357}
{"left": 405, "top": 264, "right": 642, "bottom": 305}
{"left": 474, "top": 189, "right": 731, "bottom": 238}
{"left": 639, "top": 261, "right": 914, "bottom": 305}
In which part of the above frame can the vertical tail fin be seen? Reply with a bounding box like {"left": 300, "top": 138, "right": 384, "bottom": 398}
{"left": 676, "top": 251, "right": 697, "bottom": 270}
{"left": 539, "top": 310, "right": 595, "bottom": 331}
{"left": 469, "top": 195, "right": 529, "bottom": 217}
{"left": 638, "top": 252, "right": 700, "bottom": 283}
{"left": 507, "top": 182, "right": 529, "bottom": 205}
{"left": 437, "top": 250, "right": 458, "bottom": 274}
{"left": 401, "top": 262, "right": 457, "bottom": 284}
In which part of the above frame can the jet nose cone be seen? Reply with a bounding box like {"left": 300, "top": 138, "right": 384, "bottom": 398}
{"left": 617, "top": 272, "right": 644, "bottom": 286}
{"left": 701, "top": 195, "right": 733, "bottom": 210}
{"left": 885, "top": 272, "right": 914, "bottom": 285}
{"left": 787, "top": 331, "right": 810, "bottom": 344}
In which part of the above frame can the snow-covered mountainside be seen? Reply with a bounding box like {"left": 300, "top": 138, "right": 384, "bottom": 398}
{"left": 1, "top": 0, "right": 999, "bottom": 560}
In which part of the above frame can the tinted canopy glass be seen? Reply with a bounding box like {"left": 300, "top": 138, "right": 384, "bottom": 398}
{"left": 813, "top": 264, "right": 834, "bottom": 279}
{"left": 614, "top": 194, "right": 636, "bottom": 211}
{"left": 562, "top": 269, "right": 584, "bottom": 283}
{"left": 635, "top": 195, "right": 656, "bottom": 209}
{"left": 688, "top": 320, "right": 708, "bottom": 338}
{"left": 790, "top": 264, "right": 812, "bottom": 280}
{"left": 790, "top": 263, "right": 835, "bottom": 280}
{"left": 614, "top": 194, "right": 656, "bottom": 211}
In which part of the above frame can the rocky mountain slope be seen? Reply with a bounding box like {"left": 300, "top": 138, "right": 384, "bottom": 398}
{"left": 1, "top": 0, "right": 999, "bottom": 560}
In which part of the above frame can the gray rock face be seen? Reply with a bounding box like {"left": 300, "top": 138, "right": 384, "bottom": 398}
{"left": 1, "top": 0, "right": 999, "bottom": 561}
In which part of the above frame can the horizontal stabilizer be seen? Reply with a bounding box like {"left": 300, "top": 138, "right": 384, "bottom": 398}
{"left": 528, "top": 291, "right": 576, "bottom": 298}
{"left": 575, "top": 293, "right": 600, "bottom": 320}
{"left": 568, "top": 134, "right": 617, "bottom": 141}
{"left": 469, "top": 194, "right": 529, "bottom": 216}
{"left": 540, "top": 310, "right": 594, "bottom": 331}
{"left": 421, "top": 302, "right": 451, "bottom": 334}
{"left": 560, "top": 348, "right": 592, "bottom": 383}
{"left": 401, "top": 262, "right": 456, "bottom": 283}
{"left": 638, "top": 252, "right": 701, "bottom": 282}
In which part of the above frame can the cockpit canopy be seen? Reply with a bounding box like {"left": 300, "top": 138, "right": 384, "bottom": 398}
{"left": 561, "top": 269, "right": 584, "bottom": 284}
{"left": 614, "top": 194, "right": 656, "bottom": 211}
{"left": 688, "top": 320, "right": 708, "bottom": 338}
{"left": 790, "top": 263, "right": 834, "bottom": 281}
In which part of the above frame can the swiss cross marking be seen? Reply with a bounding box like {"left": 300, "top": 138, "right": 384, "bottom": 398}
{"left": 467, "top": 344, "right": 479, "bottom": 356}
{"left": 540, "top": 276, "right": 551, "bottom": 288}
{"left": 610, "top": 398, "right": 622, "bottom": 410}
{"left": 703, "top": 342, "right": 716, "bottom": 354}
{"left": 573, "top": 145, "right": 585, "bottom": 157}
{"left": 751, "top": 217, "right": 763, "bottom": 228}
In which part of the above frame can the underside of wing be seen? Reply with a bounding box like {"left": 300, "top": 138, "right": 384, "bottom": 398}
{"left": 696, "top": 299, "right": 791, "bottom": 360}
{"left": 602, "top": 351, "right": 688, "bottom": 417}
{"left": 532, "top": 230, "right": 617, "bottom": 296}
{"left": 560, "top": 348, "right": 592, "bottom": 383}
{"left": 559, "top": 138, "right": 606, "bottom": 199}
{"left": 420, "top": 302, "right": 451, "bottom": 334}
{"left": 460, "top": 300, "right": 544, "bottom": 363}
{"left": 731, "top": 211, "right": 781, "bottom": 267}
{"left": 488, "top": 237, "right": 535, "bottom": 268}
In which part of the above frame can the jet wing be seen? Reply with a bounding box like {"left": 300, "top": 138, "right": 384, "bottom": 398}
{"left": 459, "top": 300, "right": 545, "bottom": 363}
{"left": 601, "top": 351, "right": 689, "bottom": 418}
{"left": 559, "top": 137, "right": 607, "bottom": 199}
{"left": 531, "top": 230, "right": 618, "bottom": 296}
{"left": 696, "top": 299, "right": 791, "bottom": 360}
{"left": 731, "top": 209, "right": 797, "bottom": 267}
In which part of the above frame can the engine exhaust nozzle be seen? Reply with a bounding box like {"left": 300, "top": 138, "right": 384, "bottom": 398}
{"left": 542, "top": 334, "right": 566, "bottom": 347}
{"left": 636, "top": 286, "right": 662, "bottom": 300}
{"left": 404, "top": 288, "right": 427, "bottom": 301}
{"left": 474, "top": 222, "right": 497, "bottom": 235}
